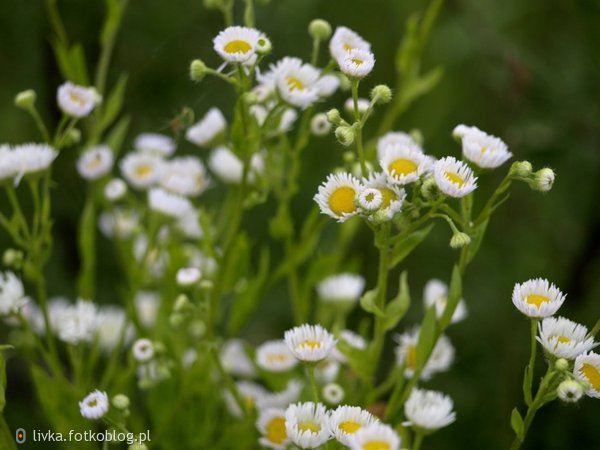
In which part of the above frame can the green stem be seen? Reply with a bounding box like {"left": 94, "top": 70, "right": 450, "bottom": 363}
{"left": 370, "top": 223, "right": 391, "bottom": 375}
{"left": 306, "top": 365, "right": 320, "bottom": 403}
{"left": 5, "top": 187, "right": 30, "bottom": 241}
{"left": 26, "top": 107, "right": 51, "bottom": 143}
{"left": 311, "top": 38, "right": 320, "bottom": 66}
{"left": 351, "top": 79, "right": 368, "bottom": 177}
{"left": 413, "top": 432, "right": 424, "bottom": 450}
{"left": 210, "top": 346, "right": 248, "bottom": 416}
{"left": 243, "top": 0, "right": 255, "bottom": 27}
{"left": 95, "top": 0, "right": 128, "bottom": 97}
{"left": 45, "top": 0, "right": 69, "bottom": 44}
{"left": 523, "top": 319, "right": 539, "bottom": 406}
{"left": 589, "top": 318, "right": 600, "bottom": 337}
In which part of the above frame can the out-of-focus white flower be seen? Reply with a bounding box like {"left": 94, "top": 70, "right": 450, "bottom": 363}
{"left": 314, "top": 172, "right": 362, "bottom": 222}
{"left": 377, "top": 131, "right": 423, "bottom": 162}
{"left": 284, "top": 324, "right": 337, "bottom": 362}
{"left": 0, "top": 271, "right": 28, "bottom": 316}
{"left": 98, "top": 208, "right": 139, "bottom": 239}
{"left": 433, "top": 156, "right": 478, "bottom": 198}
{"left": 186, "top": 108, "right": 226, "bottom": 147}
{"left": 104, "top": 178, "right": 127, "bottom": 201}
{"left": 11, "top": 143, "right": 59, "bottom": 185}
{"left": 348, "top": 423, "right": 400, "bottom": 450}
{"left": 256, "top": 340, "right": 298, "bottom": 373}
{"left": 256, "top": 408, "right": 289, "bottom": 450}
{"left": 148, "top": 188, "right": 193, "bottom": 219}
{"left": 259, "top": 379, "right": 304, "bottom": 410}
{"left": 96, "top": 306, "right": 132, "bottom": 352}
{"left": 132, "top": 338, "right": 155, "bottom": 362}
{"left": 55, "top": 298, "right": 98, "bottom": 345}
{"left": 135, "top": 291, "right": 160, "bottom": 329}
{"left": 314, "top": 359, "right": 340, "bottom": 384}
{"left": 176, "top": 267, "right": 202, "bottom": 286}
{"left": 537, "top": 316, "right": 597, "bottom": 359}
{"left": 77, "top": 145, "right": 114, "bottom": 180}
{"left": 404, "top": 388, "right": 456, "bottom": 431}
{"left": 344, "top": 97, "right": 370, "bottom": 115}
{"left": 134, "top": 133, "right": 176, "bottom": 157}
{"left": 574, "top": 351, "right": 600, "bottom": 399}
{"left": 213, "top": 26, "right": 262, "bottom": 63}
{"left": 79, "top": 390, "right": 109, "bottom": 419}
{"left": 512, "top": 278, "right": 566, "bottom": 318}
{"left": 120, "top": 152, "right": 164, "bottom": 190}
{"left": 310, "top": 113, "right": 332, "bottom": 136}
{"left": 322, "top": 383, "right": 345, "bottom": 405}
{"left": 315, "top": 75, "right": 340, "bottom": 97}
{"left": 331, "top": 330, "right": 367, "bottom": 364}
{"left": 394, "top": 328, "right": 455, "bottom": 380}
{"left": 160, "top": 156, "right": 210, "bottom": 197}
{"left": 225, "top": 381, "right": 268, "bottom": 417}
{"left": 57, "top": 82, "right": 97, "bottom": 118}
{"left": 329, "top": 405, "right": 378, "bottom": 446}
{"left": 423, "top": 279, "right": 468, "bottom": 324}
{"left": 208, "top": 146, "right": 264, "bottom": 184}
{"left": 176, "top": 209, "right": 203, "bottom": 239}
{"left": 285, "top": 402, "right": 331, "bottom": 449}
{"left": 317, "top": 273, "right": 365, "bottom": 303}
{"left": 221, "top": 339, "right": 257, "bottom": 378}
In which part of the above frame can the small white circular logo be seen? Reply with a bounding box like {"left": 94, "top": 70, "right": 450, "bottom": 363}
{"left": 15, "top": 428, "right": 26, "bottom": 444}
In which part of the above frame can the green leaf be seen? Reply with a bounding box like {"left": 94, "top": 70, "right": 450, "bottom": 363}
{"left": 220, "top": 233, "right": 250, "bottom": 296}
{"left": 439, "top": 265, "right": 462, "bottom": 330}
{"left": 0, "top": 416, "right": 17, "bottom": 450}
{"left": 510, "top": 408, "right": 524, "bottom": 438}
{"left": 418, "top": 0, "right": 444, "bottom": 46}
{"left": 415, "top": 304, "right": 438, "bottom": 370}
{"left": 100, "top": 73, "right": 128, "bottom": 131}
{"left": 383, "top": 271, "right": 411, "bottom": 331}
{"left": 77, "top": 195, "right": 96, "bottom": 299}
{"left": 466, "top": 218, "right": 489, "bottom": 264}
{"left": 337, "top": 338, "right": 376, "bottom": 381}
{"left": 395, "top": 13, "right": 420, "bottom": 76}
{"left": 100, "top": 0, "right": 126, "bottom": 46}
{"left": 68, "top": 44, "right": 90, "bottom": 86}
{"left": 105, "top": 115, "right": 130, "bottom": 155}
{"left": 401, "top": 66, "right": 444, "bottom": 106}
{"left": 390, "top": 224, "right": 434, "bottom": 268}
{"left": 360, "top": 288, "right": 384, "bottom": 317}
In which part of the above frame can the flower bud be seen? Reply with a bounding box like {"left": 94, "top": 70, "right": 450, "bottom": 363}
{"left": 243, "top": 91, "right": 258, "bottom": 104}
{"left": 420, "top": 176, "right": 438, "bottom": 200}
{"left": 554, "top": 358, "right": 569, "bottom": 371}
{"left": 370, "top": 85, "right": 392, "bottom": 104}
{"left": 342, "top": 151, "right": 356, "bottom": 164}
{"left": 111, "top": 394, "right": 130, "bottom": 410}
{"left": 308, "top": 19, "right": 332, "bottom": 41}
{"left": 310, "top": 113, "right": 332, "bottom": 136}
{"left": 557, "top": 379, "right": 584, "bottom": 403}
{"left": 190, "top": 59, "right": 208, "bottom": 82}
{"left": 63, "top": 128, "right": 81, "bottom": 147}
{"left": 510, "top": 160, "right": 533, "bottom": 179}
{"left": 326, "top": 108, "right": 342, "bottom": 125}
{"left": 174, "top": 294, "right": 193, "bottom": 312}
{"left": 169, "top": 312, "right": 186, "bottom": 327}
{"left": 450, "top": 232, "right": 471, "bottom": 249}
{"left": 335, "top": 125, "right": 355, "bottom": 147}
{"left": 530, "top": 168, "right": 555, "bottom": 192}
{"left": 14, "top": 89, "right": 36, "bottom": 110}
{"left": 256, "top": 36, "right": 272, "bottom": 55}
{"left": 3, "top": 248, "right": 24, "bottom": 269}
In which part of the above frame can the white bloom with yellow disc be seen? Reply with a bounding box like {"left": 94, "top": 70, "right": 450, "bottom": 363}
{"left": 256, "top": 340, "right": 298, "bottom": 373}
{"left": 284, "top": 324, "right": 336, "bottom": 362}
{"left": 329, "top": 26, "right": 371, "bottom": 63}
{"left": 537, "top": 316, "right": 597, "bottom": 359}
{"left": 394, "top": 328, "right": 454, "bottom": 380}
{"left": 285, "top": 402, "right": 331, "bottom": 449}
{"left": 433, "top": 156, "right": 478, "bottom": 198}
{"left": 213, "top": 26, "right": 262, "bottom": 63}
{"left": 574, "top": 351, "right": 600, "bottom": 399}
{"left": 380, "top": 144, "right": 428, "bottom": 186}
{"left": 363, "top": 172, "right": 407, "bottom": 220}
{"left": 314, "top": 172, "right": 362, "bottom": 222}
{"left": 120, "top": 152, "right": 164, "bottom": 190}
{"left": 328, "top": 405, "right": 378, "bottom": 446}
{"left": 512, "top": 278, "right": 566, "bottom": 318}
{"left": 347, "top": 422, "right": 400, "bottom": 450}
{"left": 339, "top": 48, "right": 375, "bottom": 78}
{"left": 77, "top": 145, "right": 114, "bottom": 180}
{"left": 256, "top": 408, "right": 289, "bottom": 450}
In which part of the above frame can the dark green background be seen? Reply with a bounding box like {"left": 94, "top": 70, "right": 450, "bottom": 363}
{"left": 1, "top": 0, "right": 599, "bottom": 449}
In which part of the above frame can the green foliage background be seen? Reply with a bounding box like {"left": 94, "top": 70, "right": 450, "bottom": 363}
{"left": 1, "top": 0, "right": 599, "bottom": 449}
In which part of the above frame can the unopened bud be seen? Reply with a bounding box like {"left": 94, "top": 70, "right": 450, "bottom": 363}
{"left": 342, "top": 151, "right": 356, "bottom": 164}
{"left": 335, "top": 125, "right": 355, "bottom": 147}
{"left": 190, "top": 59, "right": 208, "bottom": 82}
{"left": 450, "top": 232, "right": 471, "bottom": 249}
{"left": 420, "top": 177, "right": 438, "bottom": 200}
{"left": 554, "top": 358, "right": 569, "bottom": 371}
{"left": 111, "top": 394, "right": 130, "bottom": 410}
{"left": 3, "top": 249, "right": 24, "bottom": 268}
{"left": 256, "top": 36, "right": 272, "bottom": 55}
{"left": 370, "top": 85, "right": 392, "bottom": 104}
{"left": 14, "top": 89, "right": 36, "bottom": 110}
{"left": 63, "top": 128, "right": 81, "bottom": 146}
{"left": 174, "top": 294, "right": 193, "bottom": 312}
{"left": 510, "top": 161, "right": 533, "bottom": 179}
{"left": 557, "top": 379, "right": 584, "bottom": 403}
{"left": 530, "top": 168, "right": 555, "bottom": 192}
{"left": 129, "top": 443, "right": 148, "bottom": 450}
{"left": 326, "top": 108, "right": 342, "bottom": 125}
{"left": 308, "top": 19, "right": 332, "bottom": 41}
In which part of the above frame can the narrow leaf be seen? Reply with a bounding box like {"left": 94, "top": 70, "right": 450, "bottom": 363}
{"left": 390, "top": 224, "right": 434, "bottom": 268}
{"left": 415, "top": 304, "right": 438, "bottom": 370}
{"left": 360, "top": 289, "right": 384, "bottom": 317}
{"left": 510, "top": 408, "right": 524, "bottom": 438}
{"left": 100, "top": 73, "right": 128, "bottom": 130}
{"left": 383, "top": 271, "right": 411, "bottom": 330}
{"left": 439, "top": 265, "right": 462, "bottom": 330}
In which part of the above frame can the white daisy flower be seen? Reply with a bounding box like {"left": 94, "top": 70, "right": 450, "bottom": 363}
{"left": 57, "top": 298, "right": 98, "bottom": 345}
{"left": 404, "top": 388, "right": 456, "bottom": 431}
{"left": 57, "top": 82, "right": 97, "bottom": 118}
{"left": 98, "top": 208, "right": 139, "bottom": 239}
{"left": 512, "top": 278, "right": 566, "bottom": 318}
{"left": 537, "top": 317, "right": 597, "bottom": 359}
{"left": 339, "top": 49, "right": 375, "bottom": 78}
{"left": 186, "top": 108, "right": 227, "bottom": 147}
{"left": 160, "top": 156, "right": 210, "bottom": 197}
{"left": 329, "top": 26, "right": 372, "bottom": 63}
{"left": 344, "top": 97, "right": 370, "bottom": 115}
{"left": 0, "top": 271, "right": 29, "bottom": 316}
{"left": 96, "top": 306, "right": 132, "bottom": 352}
{"left": 284, "top": 324, "right": 337, "bottom": 362}
{"left": 394, "top": 328, "right": 455, "bottom": 380}
{"left": 134, "top": 133, "right": 176, "bottom": 157}
{"left": 461, "top": 129, "right": 512, "bottom": 169}
{"left": 135, "top": 291, "right": 160, "bottom": 329}
{"left": 377, "top": 131, "right": 423, "bottom": 161}
{"left": 363, "top": 172, "right": 407, "bottom": 220}
{"left": 314, "top": 359, "right": 340, "bottom": 384}
{"left": 357, "top": 187, "right": 383, "bottom": 212}
{"left": 79, "top": 390, "right": 109, "bottom": 420}
{"left": 322, "top": 383, "right": 345, "bottom": 405}
{"left": 77, "top": 145, "right": 114, "bottom": 180}
{"left": 11, "top": 143, "right": 58, "bottom": 185}
{"left": 452, "top": 124, "right": 487, "bottom": 141}
{"left": 380, "top": 144, "right": 428, "bottom": 186}
{"left": 208, "top": 146, "right": 264, "bottom": 184}
{"left": 314, "top": 74, "right": 340, "bottom": 97}
{"left": 310, "top": 113, "right": 332, "bottom": 136}
{"left": 213, "top": 26, "right": 262, "bottom": 63}
{"left": 176, "top": 209, "right": 203, "bottom": 239}
{"left": 256, "top": 340, "right": 298, "bottom": 373}
{"left": 120, "top": 152, "right": 164, "bottom": 190}
{"left": 433, "top": 156, "right": 478, "bottom": 198}
{"left": 176, "top": 267, "right": 202, "bottom": 286}
{"left": 285, "top": 402, "right": 331, "bottom": 449}
{"left": 348, "top": 422, "right": 400, "bottom": 450}
{"left": 221, "top": 339, "right": 257, "bottom": 378}
{"left": 132, "top": 338, "right": 154, "bottom": 362}
{"left": 328, "top": 405, "right": 378, "bottom": 446}
{"left": 104, "top": 178, "right": 127, "bottom": 201}
{"left": 0, "top": 145, "right": 17, "bottom": 181}
{"left": 332, "top": 329, "right": 368, "bottom": 363}
{"left": 148, "top": 188, "right": 193, "bottom": 219}
{"left": 256, "top": 408, "right": 289, "bottom": 450}
{"left": 225, "top": 381, "right": 268, "bottom": 417}
{"left": 314, "top": 172, "right": 362, "bottom": 222}
{"left": 423, "top": 279, "right": 468, "bottom": 324}
{"left": 573, "top": 351, "right": 600, "bottom": 399}
{"left": 259, "top": 379, "right": 304, "bottom": 410}
{"left": 316, "top": 273, "right": 365, "bottom": 303}
{"left": 279, "top": 108, "right": 298, "bottom": 133}
{"left": 275, "top": 60, "right": 322, "bottom": 109}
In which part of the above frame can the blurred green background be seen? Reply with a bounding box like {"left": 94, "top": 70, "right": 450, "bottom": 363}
{"left": 1, "top": 0, "right": 599, "bottom": 449}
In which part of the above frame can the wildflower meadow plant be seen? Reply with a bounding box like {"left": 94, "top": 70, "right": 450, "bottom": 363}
{"left": 0, "top": 0, "right": 597, "bottom": 450}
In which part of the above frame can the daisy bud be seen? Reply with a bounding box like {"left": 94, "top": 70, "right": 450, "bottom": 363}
{"left": 174, "top": 294, "right": 193, "bottom": 312}
{"left": 370, "top": 84, "right": 392, "bottom": 105}
{"left": 3, "top": 249, "right": 24, "bottom": 269}
{"left": 450, "top": 232, "right": 471, "bottom": 249}
{"left": 111, "top": 394, "right": 130, "bottom": 410}
{"left": 530, "top": 168, "right": 555, "bottom": 192}
{"left": 335, "top": 125, "right": 355, "bottom": 147}
{"left": 64, "top": 128, "right": 82, "bottom": 147}
{"left": 14, "top": 89, "right": 36, "bottom": 110}
{"left": 256, "top": 35, "right": 272, "bottom": 54}
{"left": 326, "top": 108, "right": 342, "bottom": 125}
{"left": 308, "top": 19, "right": 332, "bottom": 40}
{"left": 420, "top": 177, "right": 439, "bottom": 200}
{"left": 310, "top": 113, "right": 332, "bottom": 136}
{"left": 132, "top": 338, "right": 154, "bottom": 362}
{"left": 510, "top": 160, "right": 533, "bottom": 179}
{"left": 371, "top": 209, "right": 391, "bottom": 224}
{"left": 190, "top": 59, "right": 209, "bottom": 82}
{"left": 243, "top": 91, "right": 258, "bottom": 104}
{"left": 557, "top": 379, "right": 584, "bottom": 403}
{"left": 555, "top": 358, "right": 569, "bottom": 371}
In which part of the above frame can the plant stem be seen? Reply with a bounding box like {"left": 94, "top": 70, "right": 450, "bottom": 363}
{"left": 523, "top": 319, "right": 539, "bottom": 406}
{"left": 590, "top": 317, "right": 600, "bottom": 337}
{"left": 26, "top": 107, "right": 51, "bottom": 143}
{"left": 351, "top": 79, "right": 368, "bottom": 177}
{"left": 210, "top": 346, "right": 248, "bottom": 416}
{"left": 413, "top": 432, "right": 424, "bottom": 450}
{"left": 311, "top": 38, "right": 320, "bottom": 66}
{"left": 371, "top": 223, "right": 391, "bottom": 365}
{"left": 306, "top": 365, "right": 320, "bottom": 403}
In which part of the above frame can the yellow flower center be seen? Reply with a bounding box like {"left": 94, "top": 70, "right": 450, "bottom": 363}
{"left": 339, "top": 421, "right": 361, "bottom": 434}
{"left": 581, "top": 363, "right": 600, "bottom": 390}
{"left": 556, "top": 335, "right": 571, "bottom": 344}
{"left": 329, "top": 186, "right": 357, "bottom": 216}
{"left": 480, "top": 146, "right": 488, "bottom": 155}
{"left": 406, "top": 345, "right": 417, "bottom": 369}
{"left": 286, "top": 76, "right": 305, "bottom": 91}
{"left": 526, "top": 294, "right": 550, "bottom": 308}
{"left": 298, "top": 340, "right": 322, "bottom": 350}
{"left": 389, "top": 159, "right": 417, "bottom": 178}
{"left": 224, "top": 40, "right": 252, "bottom": 54}
{"left": 135, "top": 164, "right": 153, "bottom": 178}
{"left": 363, "top": 441, "right": 391, "bottom": 450}
{"left": 351, "top": 58, "right": 364, "bottom": 65}
{"left": 267, "top": 353, "right": 289, "bottom": 364}
{"left": 266, "top": 417, "right": 287, "bottom": 444}
{"left": 87, "top": 399, "right": 98, "bottom": 408}
{"left": 379, "top": 187, "right": 397, "bottom": 208}
{"left": 444, "top": 171, "right": 464, "bottom": 187}
{"left": 69, "top": 92, "right": 85, "bottom": 106}
{"left": 298, "top": 422, "right": 321, "bottom": 433}
{"left": 343, "top": 42, "right": 354, "bottom": 51}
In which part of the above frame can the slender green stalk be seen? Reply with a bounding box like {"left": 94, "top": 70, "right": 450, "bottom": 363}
{"left": 210, "top": 346, "right": 248, "bottom": 416}
{"left": 351, "top": 79, "right": 368, "bottom": 177}
{"left": 95, "top": 0, "right": 129, "bottom": 97}
{"left": 243, "top": 0, "right": 255, "bottom": 27}
{"left": 5, "top": 187, "right": 30, "bottom": 241}
{"left": 311, "top": 38, "right": 320, "bottom": 66}
{"left": 45, "top": 0, "right": 69, "bottom": 44}
{"left": 413, "top": 432, "right": 424, "bottom": 450}
{"left": 523, "top": 319, "right": 539, "bottom": 406}
{"left": 26, "top": 107, "right": 51, "bottom": 143}
{"left": 590, "top": 318, "right": 600, "bottom": 337}
{"left": 306, "top": 365, "right": 320, "bottom": 403}
{"left": 371, "top": 223, "right": 391, "bottom": 364}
